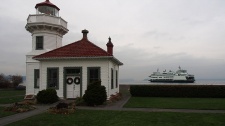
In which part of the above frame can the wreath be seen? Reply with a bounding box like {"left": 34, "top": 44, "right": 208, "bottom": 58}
{"left": 74, "top": 77, "right": 80, "bottom": 85}
{"left": 66, "top": 78, "right": 73, "bottom": 85}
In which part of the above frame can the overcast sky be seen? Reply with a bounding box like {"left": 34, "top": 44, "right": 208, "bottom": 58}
{"left": 0, "top": 0, "right": 225, "bottom": 81}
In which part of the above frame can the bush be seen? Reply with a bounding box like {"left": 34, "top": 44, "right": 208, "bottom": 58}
{"left": 56, "top": 102, "right": 68, "bottom": 109}
{"left": 75, "top": 97, "right": 85, "bottom": 106}
{"left": 130, "top": 85, "right": 225, "bottom": 98}
{"left": 4, "top": 102, "right": 36, "bottom": 113}
{"left": 48, "top": 102, "right": 76, "bottom": 114}
{"left": 83, "top": 81, "right": 107, "bottom": 106}
{"left": 36, "top": 89, "right": 59, "bottom": 104}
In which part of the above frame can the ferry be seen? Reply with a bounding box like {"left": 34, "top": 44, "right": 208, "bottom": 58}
{"left": 149, "top": 66, "right": 195, "bottom": 83}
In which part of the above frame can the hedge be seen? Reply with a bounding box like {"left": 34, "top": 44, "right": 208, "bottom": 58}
{"left": 130, "top": 85, "right": 225, "bottom": 98}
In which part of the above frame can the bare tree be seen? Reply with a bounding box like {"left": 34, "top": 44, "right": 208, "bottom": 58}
{"left": 10, "top": 75, "right": 23, "bottom": 88}
{"left": 0, "top": 73, "right": 10, "bottom": 88}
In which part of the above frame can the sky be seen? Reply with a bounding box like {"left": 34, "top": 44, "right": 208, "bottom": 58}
{"left": 0, "top": 0, "right": 225, "bottom": 81}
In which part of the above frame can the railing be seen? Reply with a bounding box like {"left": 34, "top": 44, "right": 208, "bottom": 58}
{"left": 27, "top": 14, "right": 67, "bottom": 28}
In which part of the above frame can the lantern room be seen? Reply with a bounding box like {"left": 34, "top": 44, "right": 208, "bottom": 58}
{"left": 35, "top": 0, "right": 60, "bottom": 17}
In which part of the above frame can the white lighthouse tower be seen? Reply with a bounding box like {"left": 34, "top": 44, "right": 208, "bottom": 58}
{"left": 25, "top": 0, "right": 68, "bottom": 96}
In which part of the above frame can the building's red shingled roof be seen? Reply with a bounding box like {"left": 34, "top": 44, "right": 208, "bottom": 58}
{"left": 34, "top": 30, "right": 112, "bottom": 59}
{"left": 35, "top": 0, "right": 60, "bottom": 10}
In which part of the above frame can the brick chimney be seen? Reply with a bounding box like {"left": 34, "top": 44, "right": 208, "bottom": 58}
{"left": 106, "top": 37, "right": 114, "bottom": 55}
{"left": 82, "top": 29, "right": 89, "bottom": 40}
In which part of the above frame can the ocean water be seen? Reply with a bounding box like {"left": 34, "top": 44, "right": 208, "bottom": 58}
{"left": 120, "top": 79, "right": 225, "bottom": 85}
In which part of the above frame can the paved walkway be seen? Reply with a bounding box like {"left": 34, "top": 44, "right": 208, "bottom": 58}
{"left": 0, "top": 104, "right": 57, "bottom": 126}
{"left": 1, "top": 95, "right": 225, "bottom": 126}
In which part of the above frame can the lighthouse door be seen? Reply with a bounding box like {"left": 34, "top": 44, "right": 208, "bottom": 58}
{"left": 65, "top": 68, "right": 81, "bottom": 99}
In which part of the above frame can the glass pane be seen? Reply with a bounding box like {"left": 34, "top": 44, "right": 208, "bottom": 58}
{"left": 34, "top": 69, "right": 40, "bottom": 88}
{"left": 90, "top": 69, "right": 98, "bottom": 79}
{"left": 36, "top": 36, "right": 43, "bottom": 50}
{"left": 38, "top": 6, "right": 58, "bottom": 16}
{"left": 66, "top": 69, "right": 80, "bottom": 75}
{"left": 89, "top": 68, "right": 100, "bottom": 84}
{"left": 48, "top": 68, "right": 58, "bottom": 88}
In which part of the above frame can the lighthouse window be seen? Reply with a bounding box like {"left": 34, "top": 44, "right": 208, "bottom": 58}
{"left": 36, "top": 36, "right": 43, "bottom": 50}
{"left": 38, "top": 6, "right": 59, "bottom": 16}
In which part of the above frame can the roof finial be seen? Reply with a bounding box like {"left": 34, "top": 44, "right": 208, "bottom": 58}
{"left": 46, "top": 0, "right": 50, "bottom": 2}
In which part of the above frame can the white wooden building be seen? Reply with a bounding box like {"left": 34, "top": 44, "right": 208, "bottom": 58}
{"left": 25, "top": 0, "right": 123, "bottom": 99}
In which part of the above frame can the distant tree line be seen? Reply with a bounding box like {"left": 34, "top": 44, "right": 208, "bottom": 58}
{"left": 0, "top": 74, "right": 23, "bottom": 88}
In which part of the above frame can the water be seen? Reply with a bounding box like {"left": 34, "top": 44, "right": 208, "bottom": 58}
{"left": 120, "top": 79, "right": 225, "bottom": 85}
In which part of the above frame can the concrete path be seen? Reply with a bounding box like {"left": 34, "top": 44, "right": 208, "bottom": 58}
{"left": 1, "top": 95, "right": 225, "bottom": 126}
{"left": 0, "top": 104, "right": 56, "bottom": 126}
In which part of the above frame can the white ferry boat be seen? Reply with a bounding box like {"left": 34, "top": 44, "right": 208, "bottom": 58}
{"left": 149, "top": 66, "right": 195, "bottom": 83}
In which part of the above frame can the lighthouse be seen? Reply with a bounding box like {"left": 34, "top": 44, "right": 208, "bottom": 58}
{"left": 25, "top": 0, "right": 68, "bottom": 96}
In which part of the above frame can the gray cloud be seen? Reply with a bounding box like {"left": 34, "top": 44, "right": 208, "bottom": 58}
{"left": 0, "top": 0, "right": 224, "bottom": 81}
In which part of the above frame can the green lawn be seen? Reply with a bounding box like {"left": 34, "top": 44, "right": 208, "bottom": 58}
{"left": 0, "top": 107, "right": 17, "bottom": 118}
{"left": 124, "top": 97, "right": 225, "bottom": 110}
{"left": 0, "top": 96, "right": 25, "bottom": 104}
{"left": 6, "top": 109, "right": 225, "bottom": 126}
{"left": 0, "top": 89, "right": 25, "bottom": 97}
{"left": 0, "top": 89, "right": 25, "bottom": 104}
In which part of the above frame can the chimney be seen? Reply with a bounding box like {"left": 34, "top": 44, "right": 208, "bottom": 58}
{"left": 106, "top": 37, "right": 114, "bottom": 55}
{"left": 82, "top": 29, "right": 89, "bottom": 40}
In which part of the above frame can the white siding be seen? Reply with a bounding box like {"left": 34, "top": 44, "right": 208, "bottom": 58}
{"left": 107, "top": 61, "right": 120, "bottom": 97}
{"left": 26, "top": 62, "right": 40, "bottom": 95}
{"left": 39, "top": 58, "right": 118, "bottom": 98}
{"left": 32, "top": 33, "right": 62, "bottom": 51}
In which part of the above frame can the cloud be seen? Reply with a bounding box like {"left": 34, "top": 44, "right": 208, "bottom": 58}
{"left": 115, "top": 45, "right": 225, "bottom": 80}
{"left": 0, "top": 15, "right": 30, "bottom": 75}
{"left": 0, "top": 0, "right": 225, "bottom": 80}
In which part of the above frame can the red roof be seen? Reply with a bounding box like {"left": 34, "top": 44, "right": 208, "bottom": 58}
{"left": 34, "top": 30, "right": 113, "bottom": 59}
{"left": 35, "top": 0, "right": 60, "bottom": 10}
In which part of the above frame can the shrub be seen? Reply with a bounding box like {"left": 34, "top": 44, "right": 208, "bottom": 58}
{"left": 75, "top": 97, "right": 85, "bottom": 106}
{"left": 48, "top": 102, "right": 76, "bottom": 114}
{"left": 56, "top": 102, "right": 68, "bottom": 109}
{"left": 83, "top": 81, "right": 107, "bottom": 106}
{"left": 36, "top": 89, "right": 59, "bottom": 104}
{"left": 4, "top": 102, "right": 36, "bottom": 113}
{"left": 130, "top": 85, "right": 225, "bottom": 98}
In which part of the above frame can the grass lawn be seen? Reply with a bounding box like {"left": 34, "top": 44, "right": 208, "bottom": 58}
{"left": 0, "top": 89, "right": 25, "bottom": 97}
{"left": 6, "top": 109, "right": 225, "bottom": 126}
{"left": 124, "top": 97, "right": 225, "bottom": 110}
{"left": 0, "top": 96, "right": 25, "bottom": 104}
{"left": 0, "top": 107, "right": 17, "bottom": 118}
{"left": 0, "top": 89, "right": 25, "bottom": 104}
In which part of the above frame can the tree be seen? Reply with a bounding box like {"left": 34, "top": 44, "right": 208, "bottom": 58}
{"left": 10, "top": 75, "right": 23, "bottom": 88}
{"left": 0, "top": 73, "right": 10, "bottom": 88}
{"left": 0, "top": 74, "right": 4, "bottom": 83}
